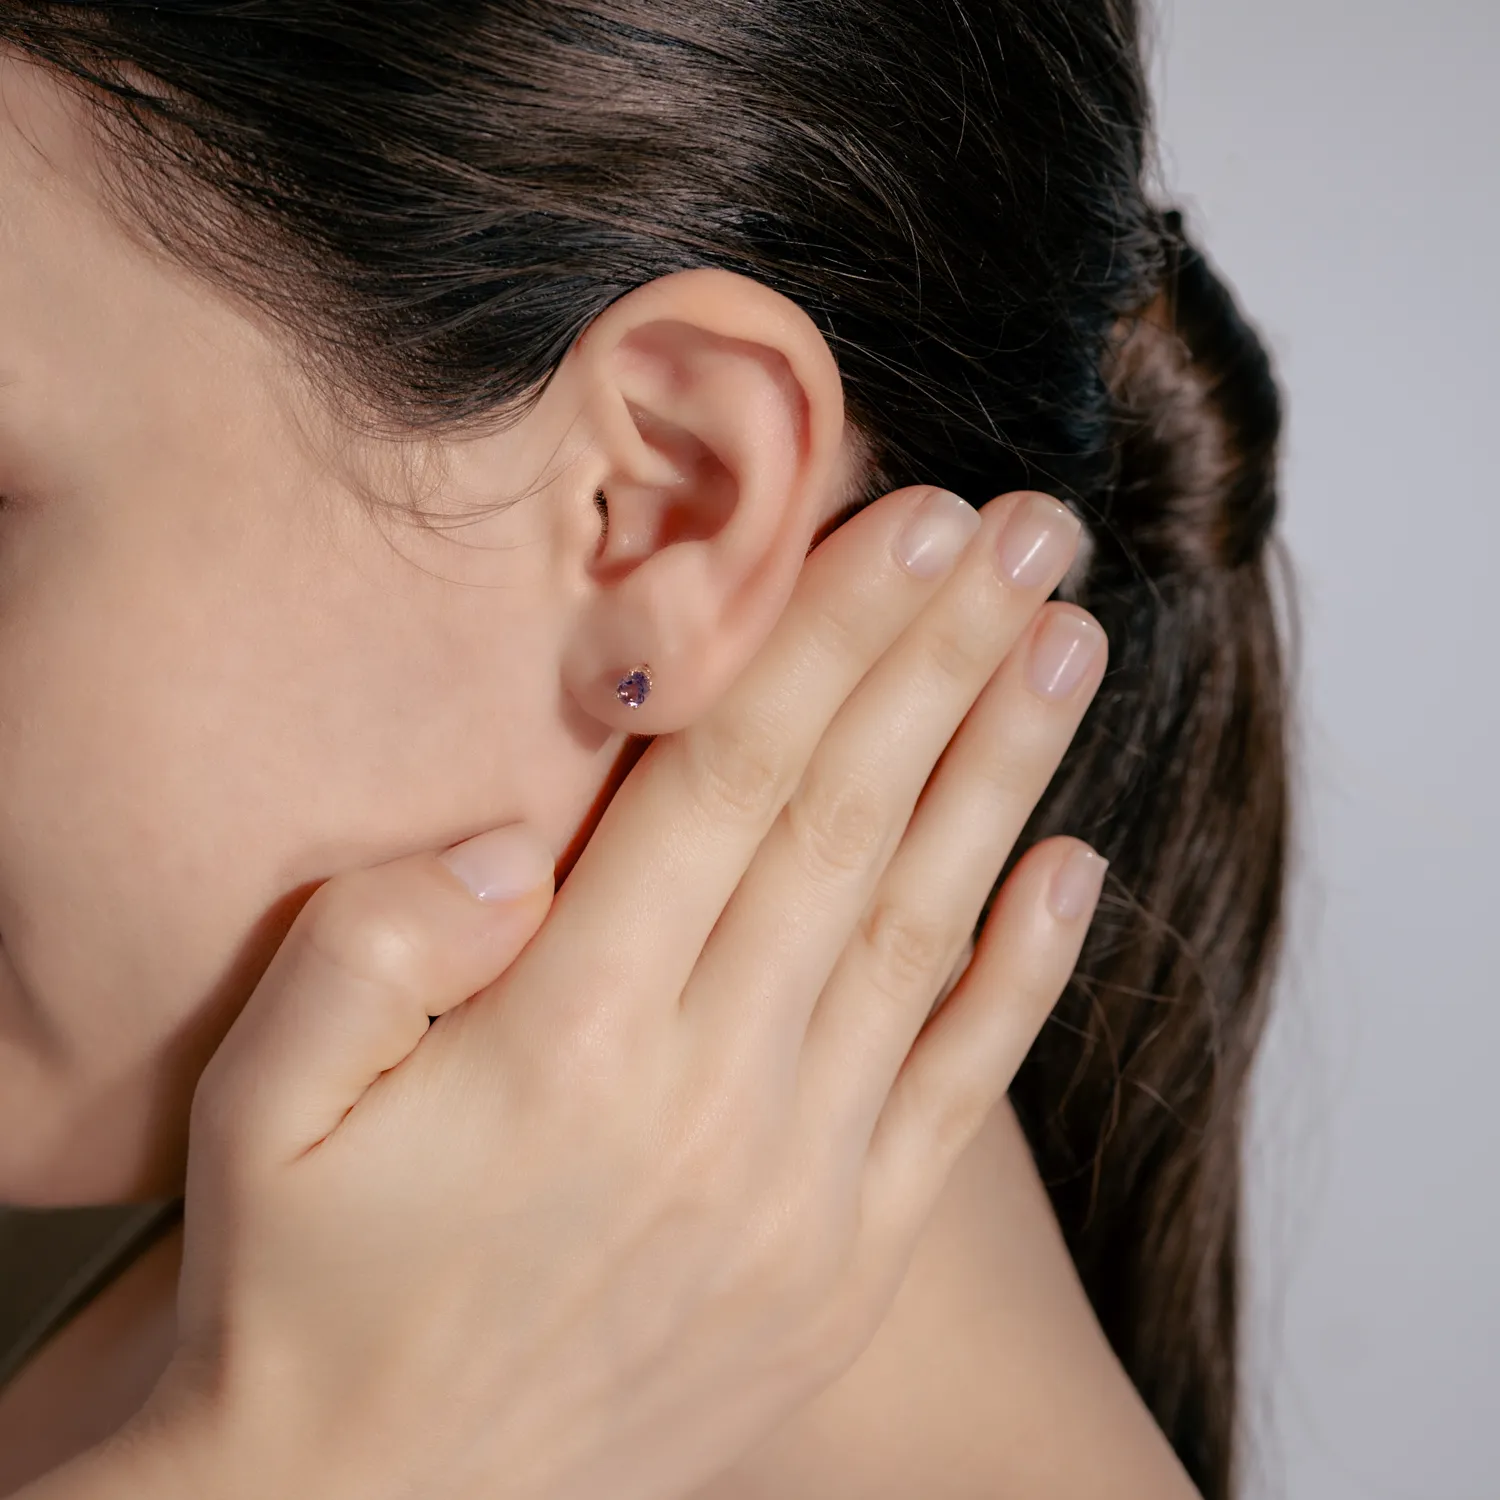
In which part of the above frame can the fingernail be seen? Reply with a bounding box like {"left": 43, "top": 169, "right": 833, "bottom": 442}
{"left": 439, "top": 825, "right": 555, "bottom": 903}
{"left": 1027, "top": 610, "right": 1105, "bottom": 699}
{"left": 1048, "top": 846, "right": 1109, "bottom": 922}
{"left": 894, "top": 489, "right": 982, "bottom": 577}
{"left": 995, "top": 494, "right": 1082, "bottom": 588}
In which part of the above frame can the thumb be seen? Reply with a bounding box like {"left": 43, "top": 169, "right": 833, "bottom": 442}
{"left": 191, "top": 823, "right": 556, "bottom": 1169}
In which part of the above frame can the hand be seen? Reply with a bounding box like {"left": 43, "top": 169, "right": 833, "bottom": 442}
{"left": 125, "top": 485, "right": 1108, "bottom": 1500}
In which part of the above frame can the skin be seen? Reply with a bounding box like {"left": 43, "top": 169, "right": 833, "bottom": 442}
{"left": 0, "top": 48, "right": 836, "bottom": 1205}
{"left": 0, "top": 52, "right": 1197, "bottom": 1499}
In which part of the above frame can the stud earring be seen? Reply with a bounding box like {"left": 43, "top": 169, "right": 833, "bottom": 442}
{"left": 616, "top": 665, "right": 653, "bottom": 710}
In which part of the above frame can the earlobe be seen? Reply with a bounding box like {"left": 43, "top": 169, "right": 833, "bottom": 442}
{"left": 558, "top": 268, "right": 848, "bottom": 738}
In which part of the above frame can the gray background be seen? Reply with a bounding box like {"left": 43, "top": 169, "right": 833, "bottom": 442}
{"left": 1149, "top": 2, "right": 1498, "bottom": 1496}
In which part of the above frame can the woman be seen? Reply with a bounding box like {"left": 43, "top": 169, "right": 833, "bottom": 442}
{"left": 0, "top": 3, "right": 1288, "bottom": 1497}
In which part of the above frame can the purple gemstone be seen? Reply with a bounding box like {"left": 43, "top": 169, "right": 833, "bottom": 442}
{"left": 616, "top": 667, "right": 651, "bottom": 709}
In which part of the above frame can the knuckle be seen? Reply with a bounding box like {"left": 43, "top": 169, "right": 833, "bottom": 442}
{"left": 300, "top": 874, "right": 432, "bottom": 995}
{"left": 786, "top": 771, "right": 887, "bottom": 877}
{"left": 930, "top": 1078, "right": 994, "bottom": 1162}
{"left": 859, "top": 897, "right": 955, "bottom": 995}
{"left": 682, "top": 710, "right": 791, "bottom": 824}
{"left": 967, "top": 741, "right": 1026, "bottom": 803}
{"left": 888, "top": 1044, "right": 990, "bottom": 1165}
{"left": 805, "top": 590, "right": 866, "bottom": 664}
{"left": 919, "top": 607, "right": 991, "bottom": 688}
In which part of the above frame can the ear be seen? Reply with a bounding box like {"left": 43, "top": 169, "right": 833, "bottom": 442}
{"left": 548, "top": 267, "right": 851, "bottom": 734}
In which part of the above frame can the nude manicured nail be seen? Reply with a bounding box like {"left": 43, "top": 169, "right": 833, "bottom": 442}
{"left": 894, "top": 489, "right": 982, "bottom": 577}
{"left": 1048, "top": 846, "right": 1109, "bottom": 922}
{"left": 439, "top": 825, "right": 555, "bottom": 903}
{"left": 995, "top": 494, "right": 1082, "bottom": 587}
{"left": 1028, "top": 611, "right": 1105, "bottom": 699}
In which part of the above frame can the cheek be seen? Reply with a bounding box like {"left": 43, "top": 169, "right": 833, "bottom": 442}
{"left": 0, "top": 536, "right": 534, "bottom": 1031}
{"left": 0, "top": 478, "right": 610, "bottom": 1200}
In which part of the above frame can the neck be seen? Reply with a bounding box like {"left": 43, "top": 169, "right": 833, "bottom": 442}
{"left": 693, "top": 1098, "right": 1200, "bottom": 1498}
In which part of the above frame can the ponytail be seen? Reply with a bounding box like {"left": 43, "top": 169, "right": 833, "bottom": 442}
{"left": 1007, "top": 210, "right": 1292, "bottom": 1496}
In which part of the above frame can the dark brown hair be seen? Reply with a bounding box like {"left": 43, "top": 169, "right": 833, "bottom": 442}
{"left": 2, "top": 4, "right": 1291, "bottom": 1493}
